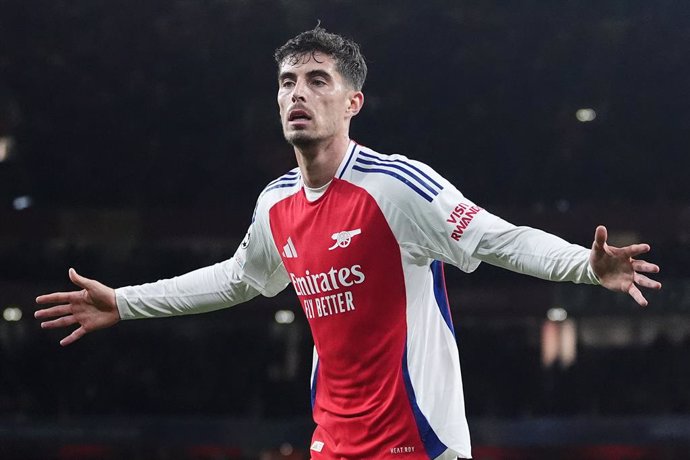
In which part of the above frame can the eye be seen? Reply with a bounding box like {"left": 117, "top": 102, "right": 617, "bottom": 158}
{"left": 312, "top": 79, "right": 327, "bottom": 87}
{"left": 281, "top": 80, "right": 295, "bottom": 88}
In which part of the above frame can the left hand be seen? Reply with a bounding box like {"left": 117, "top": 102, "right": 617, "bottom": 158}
{"left": 589, "top": 225, "right": 662, "bottom": 307}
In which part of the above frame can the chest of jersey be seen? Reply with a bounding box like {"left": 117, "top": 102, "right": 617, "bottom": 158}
{"left": 268, "top": 178, "right": 407, "bottom": 362}
{"left": 266, "top": 174, "right": 458, "bottom": 458}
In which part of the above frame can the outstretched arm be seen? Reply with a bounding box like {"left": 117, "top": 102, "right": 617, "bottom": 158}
{"left": 589, "top": 225, "right": 661, "bottom": 307}
{"left": 35, "top": 268, "right": 120, "bottom": 347}
{"left": 473, "top": 218, "right": 662, "bottom": 306}
{"left": 35, "top": 259, "right": 263, "bottom": 346}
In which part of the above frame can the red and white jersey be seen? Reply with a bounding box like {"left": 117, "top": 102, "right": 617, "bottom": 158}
{"left": 234, "top": 140, "right": 500, "bottom": 459}
{"left": 116, "top": 140, "right": 596, "bottom": 458}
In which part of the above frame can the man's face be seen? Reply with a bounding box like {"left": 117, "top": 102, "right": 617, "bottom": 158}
{"left": 277, "top": 52, "right": 360, "bottom": 148}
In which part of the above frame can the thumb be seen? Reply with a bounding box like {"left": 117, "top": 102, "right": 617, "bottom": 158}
{"left": 69, "top": 268, "right": 93, "bottom": 289}
{"left": 593, "top": 225, "right": 608, "bottom": 250}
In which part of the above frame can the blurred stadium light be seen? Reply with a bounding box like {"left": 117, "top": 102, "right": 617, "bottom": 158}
{"left": 576, "top": 108, "right": 597, "bottom": 122}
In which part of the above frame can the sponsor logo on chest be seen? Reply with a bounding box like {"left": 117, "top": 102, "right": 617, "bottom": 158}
{"left": 278, "top": 217, "right": 374, "bottom": 321}
{"left": 289, "top": 265, "right": 364, "bottom": 320}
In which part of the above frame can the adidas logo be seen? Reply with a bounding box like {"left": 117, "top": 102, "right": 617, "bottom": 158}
{"left": 282, "top": 237, "right": 298, "bottom": 258}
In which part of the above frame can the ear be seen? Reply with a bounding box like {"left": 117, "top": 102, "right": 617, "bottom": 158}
{"left": 346, "top": 91, "right": 364, "bottom": 118}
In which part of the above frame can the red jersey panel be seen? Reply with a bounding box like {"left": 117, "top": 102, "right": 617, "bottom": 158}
{"left": 269, "top": 178, "right": 427, "bottom": 459}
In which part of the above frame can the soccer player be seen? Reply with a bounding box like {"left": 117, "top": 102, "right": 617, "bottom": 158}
{"left": 35, "top": 27, "right": 661, "bottom": 459}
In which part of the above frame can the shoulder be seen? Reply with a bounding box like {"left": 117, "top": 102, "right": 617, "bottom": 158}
{"left": 341, "top": 143, "right": 449, "bottom": 205}
{"left": 252, "top": 167, "right": 302, "bottom": 221}
{"left": 260, "top": 167, "right": 301, "bottom": 196}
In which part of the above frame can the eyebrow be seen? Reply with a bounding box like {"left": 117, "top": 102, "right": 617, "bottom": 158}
{"left": 278, "top": 69, "right": 334, "bottom": 82}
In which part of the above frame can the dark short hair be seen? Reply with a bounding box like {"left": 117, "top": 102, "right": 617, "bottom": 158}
{"left": 274, "top": 26, "right": 367, "bottom": 91}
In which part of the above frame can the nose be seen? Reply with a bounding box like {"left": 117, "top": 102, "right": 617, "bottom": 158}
{"left": 291, "top": 79, "right": 307, "bottom": 103}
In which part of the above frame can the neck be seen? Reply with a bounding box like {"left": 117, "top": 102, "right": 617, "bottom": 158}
{"left": 294, "top": 135, "right": 350, "bottom": 188}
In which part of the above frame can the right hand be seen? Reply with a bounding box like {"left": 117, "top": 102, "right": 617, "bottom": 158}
{"left": 35, "top": 268, "right": 120, "bottom": 346}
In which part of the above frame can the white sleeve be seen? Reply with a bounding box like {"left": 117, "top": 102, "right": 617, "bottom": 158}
{"left": 383, "top": 158, "right": 500, "bottom": 272}
{"left": 233, "top": 195, "right": 291, "bottom": 297}
{"left": 473, "top": 217, "right": 601, "bottom": 284}
{"left": 116, "top": 258, "right": 260, "bottom": 320}
{"left": 377, "top": 156, "right": 599, "bottom": 284}
{"left": 409, "top": 181, "right": 500, "bottom": 272}
{"left": 116, "top": 191, "right": 292, "bottom": 320}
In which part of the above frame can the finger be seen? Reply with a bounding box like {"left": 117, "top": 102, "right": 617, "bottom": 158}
{"left": 621, "top": 243, "right": 651, "bottom": 258}
{"left": 632, "top": 259, "right": 660, "bottom": 274}
{"left": 69, "top": 268, "right": 94, "bottom": 290}
{"left": 41, "top": 315, "right": 78, "bottom": 330}
{"left": 34, "top": 304, "right": 72, "bottom": 319}
{"left": 36, "top": 292, "right": 77, "bottom": 304}
{"left": 593, "top": 225, "right": 607, "bottom": 248}
{"left": 628, "top": 284, "right": 648, "bottom": 307}
{"left": 634, "top": 273, "right": 662, "bottom": 290}
{"left": 60, "top": 326, "right": 87, "bottom": 347}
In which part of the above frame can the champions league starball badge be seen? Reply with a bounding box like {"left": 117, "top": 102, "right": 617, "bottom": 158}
{"left": 241, "top": 231, "right": 251, "bottom": 249}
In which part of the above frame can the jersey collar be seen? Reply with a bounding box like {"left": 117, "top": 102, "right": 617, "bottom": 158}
{"left": 334, "top": 140, "right": 359, "bottom": 181}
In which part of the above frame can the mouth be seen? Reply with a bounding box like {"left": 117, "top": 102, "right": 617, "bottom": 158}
{"left": 288, "top": 109, "right": 312, "bottom": 123}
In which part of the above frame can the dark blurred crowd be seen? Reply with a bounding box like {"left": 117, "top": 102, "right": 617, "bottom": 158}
{"left": 1, "top": 0, "right": 688, "bottom": 211}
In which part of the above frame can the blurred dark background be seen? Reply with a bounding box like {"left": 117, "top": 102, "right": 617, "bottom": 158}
{"left": 1, "top": 1, "right": 689, "bottom": 459}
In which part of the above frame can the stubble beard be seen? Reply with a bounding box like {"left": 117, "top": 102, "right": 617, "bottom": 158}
{"left": 284, "top": 129, "right": 321, "bottom": 149}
